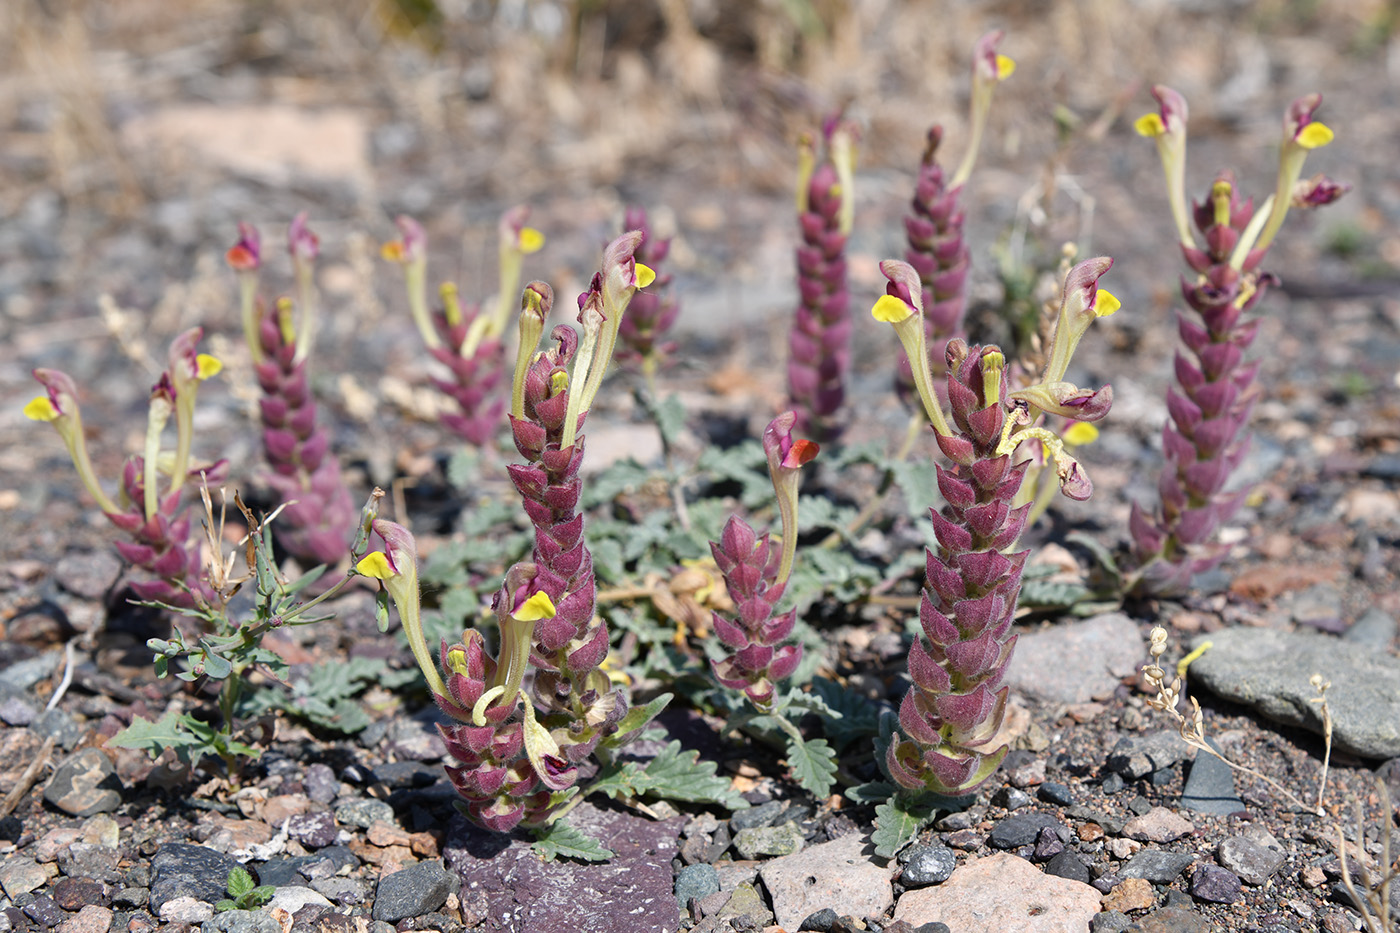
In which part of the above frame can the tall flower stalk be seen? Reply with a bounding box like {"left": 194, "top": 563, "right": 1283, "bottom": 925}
{"left": 615, "top": 206, "right": 680, "bottom": 391}
{"left": 709, "top": 412, "right": 817, "bottom": 712}
{"left": 386, "top": 234, "right": 659, "bottom": 832}
{"left": 228, "top": 217, "right": 355, "bottom": 567}
{"left": 382, "top": 207, "right": 544, "bottom": 445}
{"left": 26, "top": 330, "right": 227, "bottom": 607}
{"left": 1127, "top": 88, "right": 1347, "bottom": 594}
{"left": 872, "top": 257, "right": 1117, "bottom": 795}
{"left": 898, "top": 30, "right": 1015, "bottom": 402}
{"left": 788, "top": 118, "right": 857, "bottom": 441}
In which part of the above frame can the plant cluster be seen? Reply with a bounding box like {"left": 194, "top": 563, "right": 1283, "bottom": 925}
{"left": 23, "top": 25, "right": 1360, "bottom": 873}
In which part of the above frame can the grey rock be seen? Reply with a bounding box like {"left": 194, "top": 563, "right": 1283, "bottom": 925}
{"left": 1346, "top": 608, "right": 1397, "bottom": 649}
{"left": 55, "top": 549, "right": 123, "bottom": 600}
{"left": 1189, "top": 627, "right": 1400, "bottom": 758}
{"left": 675, "top": 863, "right": 720, "bottom": 913}
{"left": 370, "top": 760, "right": 438, "bottom": 789}
{"left": 799, "top": 907, "right": 838, "bottom": 931}
{"left": 112, "top": 887, "right": 148, "bottom": 909}
{"left": 1123, "top": 808, "right": 1194, "bottom": 843}
{"left": 1130, "top": 906, "right": 1209, "bottom": 931}
{"left": 371, "top": 859, "right": 456, "bottom": 923}
{"left": 303, "top": 763, "right": 339, "bottom": 804}
{"left": 732, "top": 821, "right": 804, "bottom": 859}
{"left": 1089, "top": 911, "right": 1131, "bottom": 933}
{"left": 1216, "top": 835, "right": 1285, "bottom": 885}
{"left": 1005, "top": 613, "right": 1143, "bottom": 704}
{"left": 203, "top": 910, "right": 282, "bottom": 933}
{"left": 1180, "top": 738, "right": 1245, "bottom": 816}
{"left": 149, "top": 843, "right": 241, "bottom": 913}
{"left": 52, "top": 878, "right": 110, "bottom": 911}
{"left": 729, "top": 799, "right": 783, "bottom": 832}
{"left": 0, "top": 697, "right": 36, "bottom": 727}
{"left": 22, "top": 895, "right": 65, "bottom": 928}
{"left": 1066, "top": 806, "right": 1125, "bottom": 835}
{"left": 310, "top": 877, "right": 370, "bottom": 906}
{"left": 1120, "top": 850, "right": 1196, "bottom": 883}
{"left": 297, "top": 845, "right": 359, "bottom": 880}
{"left": 1100, "top": 773, "right": 1126, "bottom": 794}
{"left": 1189, "top": 864, "right": 1240, "bottom": 903}
{"left": 0, "top": 859, "right": 47, "bottom": 899}
{"left": 382, "top": 712, "right": 447, "bottom": 761}
{"left": 333, "top": 798, "right": 393, "bottom": 830}
{"left": 444, "top": 799, "right": 683, "bottom": 933}
{"left": 43, "top": 748, "right": 122, "bottom": 817}
{"left": 57, "top": 843, "right": 121, "bottom": 883}
{"left": 0, "top": 652, "right": 61, "bottom": 692}
{"left": 158, "top": 894, "right": 216, "bottom": 923}
{"left": 899, "top": 846, "right": 956, "bottom": 887}
{"left": 31, "top": 708, "right": 83, "bottom": 749}
{"left": 1284, "top": 583, "right": 1346, "bottom": 633}
{"left": 987, "top": 811, "right": 1065, "bottom": 849}
{"left": 1033, "top": 826, "right": 1065, "bottom": 860}
{"left": 1106, "top": 731, "right": 1192, "bottom": 780}
{"left": 1045, "top": 851, "right": 1090, "bottom": 884}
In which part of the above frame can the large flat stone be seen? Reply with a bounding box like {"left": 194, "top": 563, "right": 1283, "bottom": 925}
{"left": 444, "top": 801, "right": 683, "bottom": 933}
{"left": 1004, "top": 613, "right": 1143, "bottom": 704}
{"left": 758, "top": 832, "right": 892, "bottom": 930}
{"left": 894, "top": 852, "right": 1101, "bottom": 931}
{"left": 1189, "top": 627, "right": 1400, "bottom": 759}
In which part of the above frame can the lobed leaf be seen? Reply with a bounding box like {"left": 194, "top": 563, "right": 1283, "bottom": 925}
{"left": 785, "top": 733, "right": 838, "bottom": 799}
{"left": 872, "top": 795, "right": 939, "bottom": 859}
{"left": 531, "top": 820, "right": 615, "bottom": 862}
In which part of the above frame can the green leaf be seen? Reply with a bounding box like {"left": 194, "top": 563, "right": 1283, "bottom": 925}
{"left": 200, "top": 651, "right": 233, "bottom": 680}
{"left": 1065, "top": 530, "right": 1121, "bottom": 581}
{"left": 608, "top": 693, "right": 672, "bottom": 745}
{"left": 597, "top": 741, "right": 747, "bottom": 810}
{"left": 531, "top": 820, "right": 614, "bottom": 862}
{"left": 226, "top": 866, "right": 255, "bottom": 898}
{"left": 845, "top": 781, "right": 896, "bottom": 805}
{"left": 214, "top": 900, "right": 236, "bottom": 913}
{"left": 582, "top": 458, "right": 652, "bottom": 508}
{"left": 107, "top": 711, "right": 204, "bottom": 758}
{"left": 785, "top": 733, "right": 837, "bottom": 799}
{"left": 889, "top": 458, "right": 943, "bottom": 523}
{"left": 446, "top": 447, "right": 481, "bottom": 490}
{"left": 806, "top": 677, "right": 881, "bottom": 752}
{"left": 653, "top": 393, "right": 687, "bottom": 449}
{"left": 872, "top": 794, "right": 939, "bottom": 859}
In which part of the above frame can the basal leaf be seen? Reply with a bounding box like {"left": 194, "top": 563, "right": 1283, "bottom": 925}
{"left": 872, "top": 794, "right": 938, "bottom": 859}
{"left": 628, "top": 740, "right": 747, "bottom": 809}
{"left": 654, "top": 393, "right": 687, "bottom": 449}
{"left": 806, "top": 677, "right": 880, "bottom": 752}
{"left": 845, "top": 781, "right": 897, "bottom": 805}
{"left": 531, "top": 820, "right": 614, "bottom": 862}
{"left": 785, "top": 733, "right": 837, "bottom": 799}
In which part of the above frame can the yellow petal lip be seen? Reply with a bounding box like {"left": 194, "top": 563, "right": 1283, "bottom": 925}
{"left": 1134, "top": 113, "right": 1165, "bottom": 138}
{"left": 356, "top": 551, "right": 395, "bottom": 580}
{"left": 1296, "top": 122, "right": 1333, "bottom": 149}
{"left": 1095, "top": 289, "right": 1122, "bottom": 317}
{"left": 196, "top": 354, "right": 223, "bottom": 380}
{"left": 549, "top": 370, "right": 570, "bottom": 394}
{"left": 871, "top": 294, "right": 914, "bottom": 324}
{"left": 512, "top": 591, "right": 557, "bottom": 622}
{"left": 518, "top": 227, "right": 545, "bottom": 254}
{"left": 995, "top": 54, "right": 1016, "bottom": 80}
{"left": 634, "top": 263, "right": 657, "bottom": 289}
{"left": 1063, "top": 421, "right": 1100, "bottom": 446}
{"left": 24, "top": 397, "right": 60, "bottom": 422}
{"left": 380, "top": 241, "right": 404, "bottom": 262}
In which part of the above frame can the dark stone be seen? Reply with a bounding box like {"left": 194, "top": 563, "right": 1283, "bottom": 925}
{"left": 1120, "top": 850, "right": 1196, "bottom": 883}
{"left": 1129, "top": 905, "right": 1209, "bottom": 932}
{"left": 1189, "top": 864, "right": 1241, "bottom": 904}
{"left": 703, "top": 823, "right": 731, "bottom": 863}
{"left": 987, "top": 812, "right": 1065, "bottom": 849}
{"left": 1032, "top": 826, "right": 1064, "bottom": 860}
{"left": 42, "top": 749, "right": 121, "bottom": 816}
{"left": 334, "top": 798, "right": 393, "bottom": 829}
{"left": 675, "top": 863, "right": 720, "bottom": 915}
{"left": 286, "top": 811, "right": 338, "bottom": 849}
{"left": 50, "top": 878, "right": 109, "bottom": 911}
{"left": 371, "top": 859, "right": 457, "bottom": 923}
{"left": 112, "top": 887, "right": 148, "bottom": 909}
{"left": 1038, "top": 782, "right": 1074, "bottom": 806}
{"left": 729, "top": 800, "right": 783, "bottom": 832}
{"left": 370, "top": 761, "right": 439, "bottom": 789}
{"left": 148, "top": 843, "right": 242, "bottom": 913}
{"left": 1092, "top": 873, "right": 1120, "bottom": 894}
{"left": 252, "top": 856, "right": 316, "bottom": 887}
{"left": 991, "top": 786, "right": 1034, "bottom": 811}
{"left": 1100, "top": 773, "right": 1126, "bottom": 795}
{"left": 934, "top": 810, "right": 977, "bottom": 831}
{"left": 123, "top": 864, "right": 151, "bottom": 888}
{"left": 1105, "top": 732, "right": 1192, "bottom": 780}
{"left": 913, "top": 925, "right": 951, "bottom": 933}
{"left": 899, "top": 846, "right": 956, "bottom": 887}
{"left": 1180, "top": 739, "right": 1245, "bottom": 816}
{"left": 800, "top": 907, "right": 838, "bottom": 931}
{"left": 21, "top": 895, "right": 66, "bottom": 928}
{"left": 31, "top": 707, "right": 82, "bottom": 749}
{"left": 444, "top": 800, "right": 684, "bottom": 933}
{"left": 1127, "top": 796, "right": 1154, "bottom": 816}
{"left": 1045, "top": 851, "right": 1090, "bottom": 884}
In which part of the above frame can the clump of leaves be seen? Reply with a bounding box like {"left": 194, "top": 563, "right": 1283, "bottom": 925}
{"left": 214, "top": 866, "right": 274, "bottom": 913}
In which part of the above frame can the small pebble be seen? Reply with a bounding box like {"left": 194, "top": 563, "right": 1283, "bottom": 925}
{"left": 899, "top": 846, "right": 956, "bottom": 888}
{"left": 1190, "top": 864, "right": 1241, "bottom": 904}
